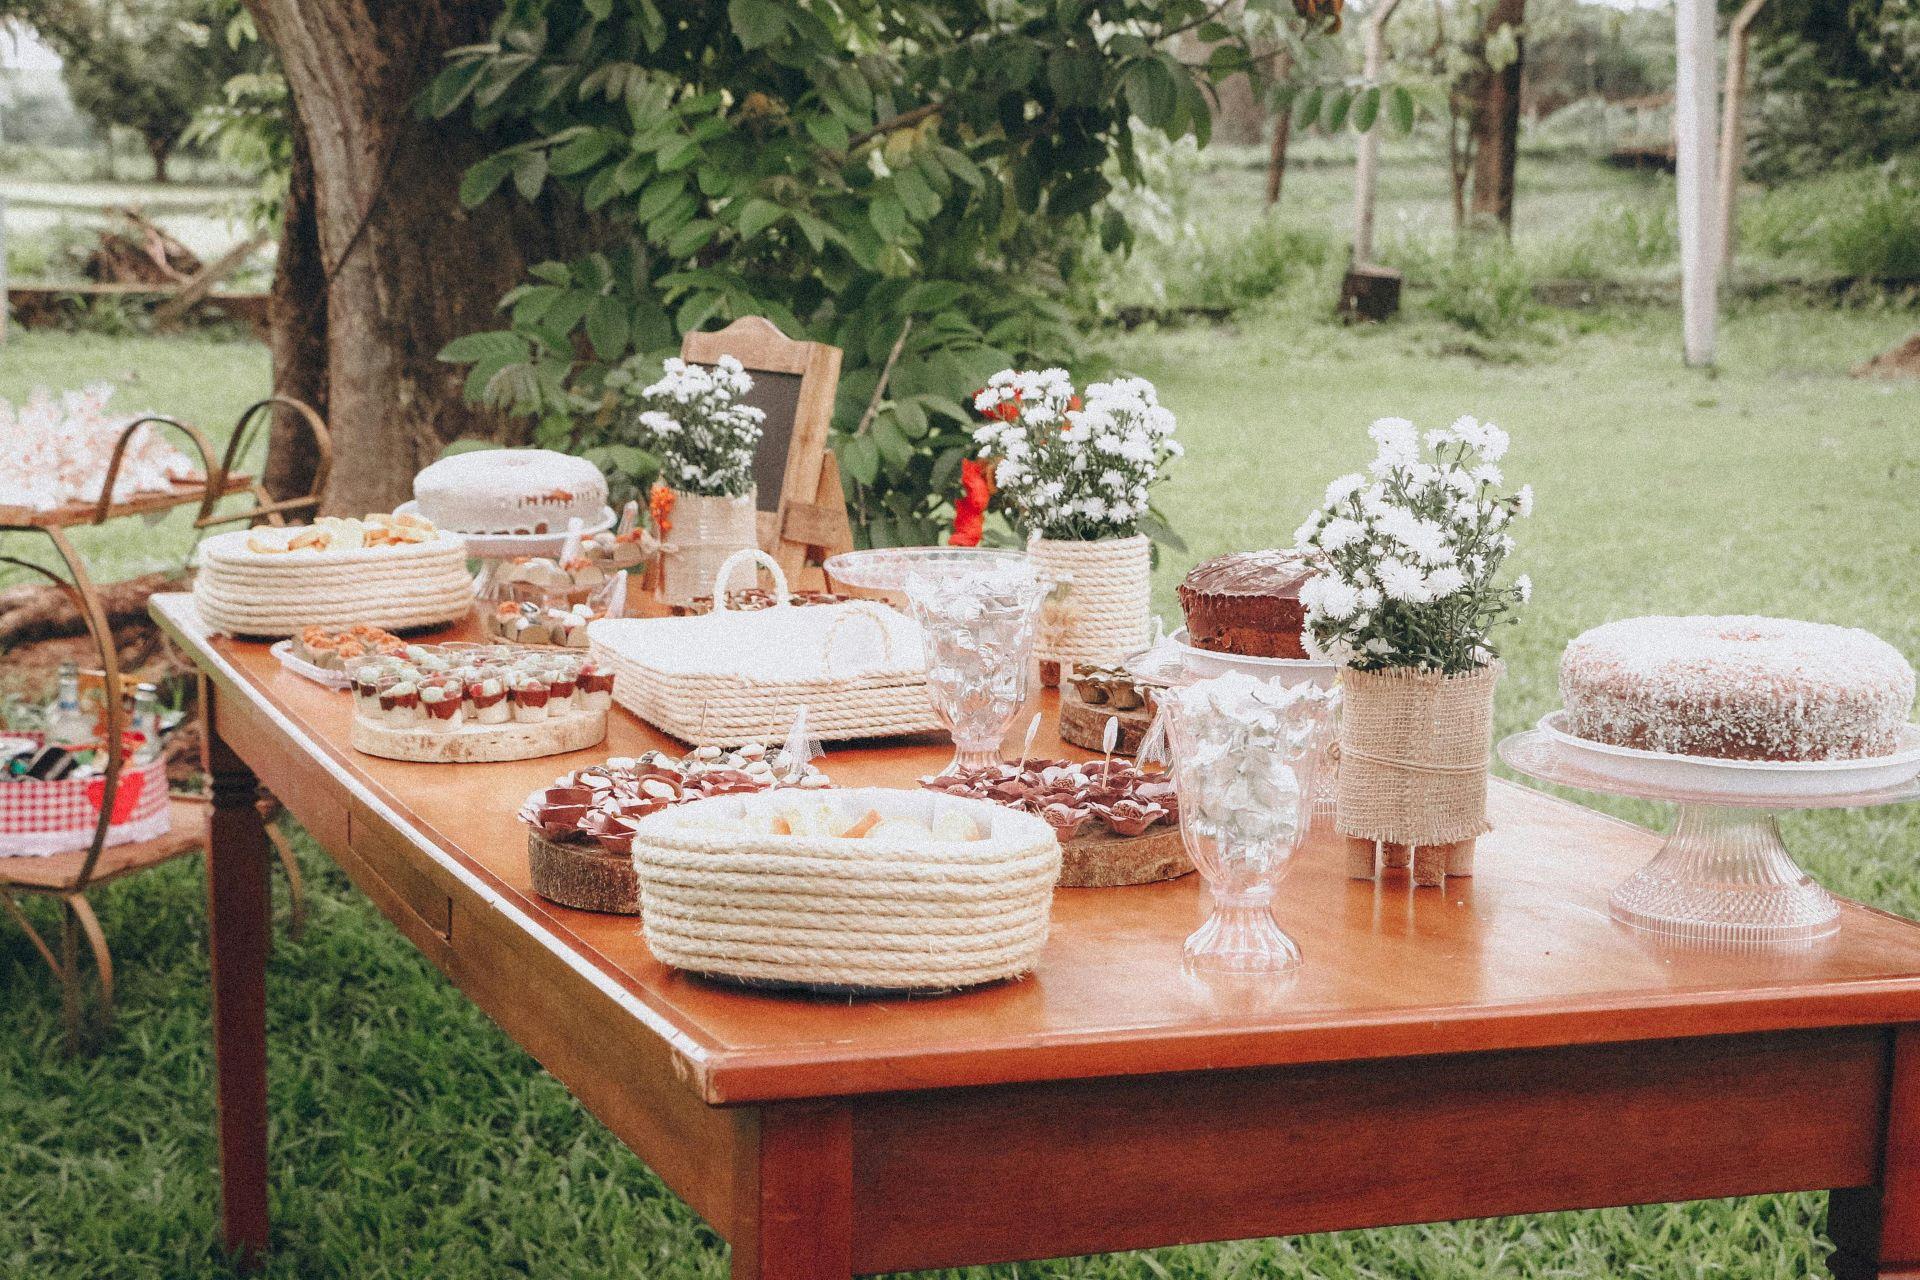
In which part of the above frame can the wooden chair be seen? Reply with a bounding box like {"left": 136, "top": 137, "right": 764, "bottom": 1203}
{"left": 679, "top": 317, "right": 855, "bottom": 589}
{"left": 0, "top": 397, "right": 330, "bottom": 1050}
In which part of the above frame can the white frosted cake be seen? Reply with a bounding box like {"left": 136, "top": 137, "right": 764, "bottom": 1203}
{"left": 1560, "top": 615, "right": 1915, "bottom": 762}
{"left": 412, "top": 449, "right": 608, "bottom": 536}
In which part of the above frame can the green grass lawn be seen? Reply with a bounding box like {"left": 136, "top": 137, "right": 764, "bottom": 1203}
{"left": 3, "top": 301, "right": 1919, "bottom": 1277}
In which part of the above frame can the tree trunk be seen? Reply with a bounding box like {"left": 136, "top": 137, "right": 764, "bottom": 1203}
{"left": 1716, "top": 0, "right": 1770, "bottom": 270}
{"left": 1265, "top": 50, "right": 1296, "bottom": 207}
{"left": 1350, "top": 0, "right": 1402, "bottom": 265}
{"left": 241, "top": 1, "right": 590, "bottom": 517}
{"left": 263, "top": 115, "right": 328, "bottom": 503}
{"left": 1468, "top": 0, "right": 1526, "bottom": 233}
{"left": 148, "top": 135, "right": 172, "bottom": 184}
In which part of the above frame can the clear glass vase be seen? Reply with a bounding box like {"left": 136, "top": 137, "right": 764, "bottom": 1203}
{"left": 1164, "top": 676, "right": 1336, "bottom": 974}
{"left": 906, "top": 563, "right": 1047, "bottom": 775}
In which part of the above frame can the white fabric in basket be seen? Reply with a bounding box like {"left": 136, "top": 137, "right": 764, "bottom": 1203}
{"left": 588, "top": 602, "right": 924, "bottom": 681}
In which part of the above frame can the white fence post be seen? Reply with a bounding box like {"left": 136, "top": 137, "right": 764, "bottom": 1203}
{"left": 1674, "top": 0, "right": 1721, "bottom": 366}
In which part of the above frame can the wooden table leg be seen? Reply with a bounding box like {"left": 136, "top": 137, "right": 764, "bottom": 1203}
{"left": 730, "top": 1103, "right": 852, "bottom": 1280}
{"left": 207, "top": 712, "right": 272, "bottom": 1269}
{"left": 1831, "top": 1027, "right": 1920, "bottom": 1280}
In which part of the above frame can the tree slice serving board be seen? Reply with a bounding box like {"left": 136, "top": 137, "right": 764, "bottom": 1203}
{"left": 527, "top": 829, "right": 641, "bottom": 914}
{"left": 350, "top": 710, "right": 607, "bottom": 763}
{"left": 1059, "top": 822, "right": 1191, "bottom": 889}
{"left": 1057, "top": 681, "right": 1157, "bottom": 756}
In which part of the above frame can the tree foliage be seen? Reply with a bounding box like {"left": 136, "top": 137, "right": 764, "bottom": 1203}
{"left": 1749, "top": 0, "right": 1920, "bottom": 179}
{"left": 0, "top": 0, "right": 257, "bottom": 180}
{"left": 434, "top": 0, "right": 1357, "bottom": 548}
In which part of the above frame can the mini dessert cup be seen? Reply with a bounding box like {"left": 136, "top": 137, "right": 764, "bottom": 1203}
{"left": 420, "top": 683, "right": 464, "bottom": 731}
{"left": 467, "top": 677, "right": 510, "bottom": 725}
{"left": 511, "top": 677, "right": 551, "bottom": 723}
{"left": 546, "top": 669, "right": 580, "bottom": 710}
{"left": 378, "top": 679, "right": 423, "bottom": 727}
{"left": 578, "top": 668, "right": 615, "bottom": 714}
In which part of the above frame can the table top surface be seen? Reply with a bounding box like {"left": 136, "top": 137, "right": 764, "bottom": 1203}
{"left": 155, "top": 594, "right": 1920, "bottom": 1105}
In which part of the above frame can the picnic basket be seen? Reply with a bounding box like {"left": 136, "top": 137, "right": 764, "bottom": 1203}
{"left": 587, "top": 549, "right": 940, "bottom": 747}
{"left": 0, "top": 733, "right": 170, "bottom": 858}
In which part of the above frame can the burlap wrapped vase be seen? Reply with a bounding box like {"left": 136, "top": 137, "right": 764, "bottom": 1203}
{"left": 659, "top": 488, "right": 757, "bottom": 607}
{"left": 1026, "top": 534, "right": 1152, "bottom": 684}
{"left": 1337, "top": 661, "right": 1500, "bottom": 887}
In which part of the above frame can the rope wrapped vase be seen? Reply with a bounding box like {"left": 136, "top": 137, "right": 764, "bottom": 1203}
{"left": 659, "top": 488, "right": 757, "bottom": 607}
{"left": 634, "top": 788, "right": 1062, "bottom": 993}
{"left": 1337, "top": 661, "right": 1501, "bottom": 887}
{"left": 1026, "top": 534, "right": 1153, "bottom": 682}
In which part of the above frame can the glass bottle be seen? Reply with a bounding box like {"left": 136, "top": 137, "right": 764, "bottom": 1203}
{"left": 45, "top": 661, "right": 94, "bottom": 751}
{"left": 130, "top": 683, "right": 164, "bottom": 765}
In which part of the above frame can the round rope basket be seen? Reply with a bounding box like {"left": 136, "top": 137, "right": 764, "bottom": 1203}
{"left": 635, "top": 788, "right": 1062, "bottom": 994}
{"left": 1027, "top": 534, "right": 1153, "bottom": 667}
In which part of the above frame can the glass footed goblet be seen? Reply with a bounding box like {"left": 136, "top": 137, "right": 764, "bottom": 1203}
{"left": 1163, "top": 677, "right": 1335, "bottom": 974}
{"left": 905, "top": 562, "right": 1048, "bottom": 776}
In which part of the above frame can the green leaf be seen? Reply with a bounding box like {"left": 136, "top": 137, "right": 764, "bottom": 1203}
{"left": 1351, "top": 86, "right": 1381, "bottom": 133}
{"left": 728, "top": 0, "right": 787, "bottom": 49}
{"left": 665, "top": 218, "right": 719, "bottom": 258}
{"left": 1047, "top": 170, "right": 1110, "bottom": 218}
{"left": 585, "top": 295, "right": 629, "bottom": 361}
{"left": 1292, "top": 86, "right": 1324, "bottom": 130}
{"left": 458, "top": 156, "right": 513, "bottom": 209}
{"left": 1123, "top": 59, "right": 1175, "bottom": 128}
{"left": 805, "top": 113, "right": 850, "bottom": 152}
{"left": 839, "top": 434, "right": 880, "bottom": 486}
{"left": 583, "top": 0, "right": 613, "bottom": 18}
{"left": 437, "top": 330, "right": 529, "bottom": 364}
{"left": 833, "top": 66, "right": 873, "bottom": 115}
{"left": 512, "top": 150, "right": 549, "bottom": 200}
{"left": 424, "top": 59, "right": 488, "bottom": 119}
{"left": 636, "top": 176, "right": 687, "bottom": 222}
{"left": 893, "top": 168, "right": 940, "bottom": 222}
{"left": 1322, "top": 88, "right": 1352, "bottom": 133}
{"left": 736, "top": 197, "right": 784, "bottom": 239}
{"left": 873, "top": 415, "right": 914, "bottom": 468}
{"left": 549, "top": 129, "right": 615, "bottom": 175}
{"left": 937, "top": 146, "right": 984, "bottom": 189}
{"left": 1387, "top": 83, "right": 1416, "bottom": 134}
{"left": 869, "top": 195, "right": 909, "bottom": 242}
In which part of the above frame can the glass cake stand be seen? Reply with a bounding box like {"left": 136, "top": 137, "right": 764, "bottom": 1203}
{"left": 1500, "top": 714, "right": 1920, "bottom": 947}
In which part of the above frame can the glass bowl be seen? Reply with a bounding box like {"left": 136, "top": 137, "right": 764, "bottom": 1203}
{"left": 823, "top": 547, "right": 1028, "bottom": 607}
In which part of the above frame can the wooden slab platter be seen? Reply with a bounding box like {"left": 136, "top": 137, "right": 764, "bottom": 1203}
{"left": 350, "top": 710, "right": 607, "bottom": 763}
{"left": 1059, "top": 822, "right": 1191, "bottom": 889}
{"left": 527, "top": 828, "right": 641, "bottom": 914}
{"left": 1057, "top": 681, "right": 1157, "bottom": 756}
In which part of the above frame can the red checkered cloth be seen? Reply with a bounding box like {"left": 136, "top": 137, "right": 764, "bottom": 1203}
{"left": 0, "top": 732, "right": 170, "bottom": 858}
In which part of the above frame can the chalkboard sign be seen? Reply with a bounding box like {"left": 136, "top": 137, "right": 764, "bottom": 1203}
{"left": 713, "top": 368, "right": 803, "bottom": 515}
{"left": 680, "top": 317, "right": 854, "bottom": 583}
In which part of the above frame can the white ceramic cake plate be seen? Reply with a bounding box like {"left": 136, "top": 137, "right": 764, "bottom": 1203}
{"left": 1535, "top": 711, "right": 1920, "bottom": 801}
{"left": 393, "top": 500, "right": 616, "bottom": 560}
{"left": 1500, "top": 717, "right": 1920, "bottom": 949}
{"left": 1166, "top": 627, "right": 1340, "bottom": 689}
{"left": 270, "top": 640, "right": 354, "bottom": 690}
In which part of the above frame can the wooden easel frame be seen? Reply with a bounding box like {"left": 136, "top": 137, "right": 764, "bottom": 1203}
{"left": 680, "top": 317, "right": 855, "bottom": 587}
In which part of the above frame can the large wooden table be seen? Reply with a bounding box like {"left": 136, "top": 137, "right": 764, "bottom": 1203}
{"left": 153, "top": 594, "right": 1920, "bottom": 1279}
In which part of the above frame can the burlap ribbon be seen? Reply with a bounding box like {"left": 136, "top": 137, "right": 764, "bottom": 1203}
{"left": 1335, "top": 661, "right": 1501, "bottom": 847}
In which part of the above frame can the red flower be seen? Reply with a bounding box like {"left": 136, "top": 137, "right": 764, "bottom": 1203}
{"left": 949, "top": 458, "right": 993, "bottom": 547}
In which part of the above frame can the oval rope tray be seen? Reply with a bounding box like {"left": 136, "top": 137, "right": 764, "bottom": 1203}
{"left": 635, "top": 788, "right": 1061, "bottom": 994}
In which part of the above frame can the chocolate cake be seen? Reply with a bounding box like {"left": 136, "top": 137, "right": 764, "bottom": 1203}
{"left": 1176, "top": 551, "right": 1315, "bottom": 658}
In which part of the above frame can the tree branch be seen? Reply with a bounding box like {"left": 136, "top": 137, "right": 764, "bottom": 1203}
{"left": 844, "top": 101, "right": 943, "bottom": 152}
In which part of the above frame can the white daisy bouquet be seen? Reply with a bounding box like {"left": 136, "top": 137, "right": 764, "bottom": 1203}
{"left": 970, "top": 369, "right": 1181, "bottom": 541}
{"left": 611, "top": 354, "right": 765, "bottom": 498}
{"left": 1291, "top": 415, "right": 1532, "bottom": 674}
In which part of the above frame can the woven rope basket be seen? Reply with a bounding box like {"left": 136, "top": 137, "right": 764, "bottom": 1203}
{"left": 194, "top": 528, "right": 475, "bottom": 637}
{"left": 1027, "top": 534, "right": 1153, "bottom": 666}
{"left": 588, "top": 549, "right": 942, "bottom": 748}
{"left": 635, "top": 788, "right": 1062, "bottom": 993}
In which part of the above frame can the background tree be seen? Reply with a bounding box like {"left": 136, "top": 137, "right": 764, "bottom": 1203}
{"left": 432, "top": 0, "right": 1362, "bottom": 547}
{"left": 0, "top": 0, "right": 254, "bottom": 180}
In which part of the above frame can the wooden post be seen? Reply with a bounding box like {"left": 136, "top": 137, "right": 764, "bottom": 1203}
{"left": 1673, "top": 0, "right": 1721, "bottom": 366}
{"left": 731, "top": 1104, "right": 853, "bottom": 1280}
{"left": 1827, "top": 1026, "right": 1920, "bottom": 1278}
{"left": 1716, "top": 0, "right": 1770, "bottom": 271}
{"left": 1349, "top": 0, "right": 1403, "bottom": 266}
